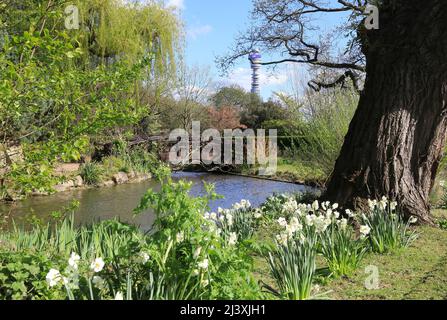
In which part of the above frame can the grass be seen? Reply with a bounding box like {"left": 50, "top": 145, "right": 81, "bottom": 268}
{"left": 241, "top": 157, "right": 327, "bottom": 186}
{"left": 252, "top": 210, "right": 447, "bottom": 300}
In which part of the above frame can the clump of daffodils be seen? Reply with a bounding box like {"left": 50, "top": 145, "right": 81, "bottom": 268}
{"left": 274, "top": 199, "right": 346, "bottom": 246}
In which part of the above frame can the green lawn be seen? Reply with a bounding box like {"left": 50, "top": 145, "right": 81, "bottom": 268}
{"left": 252, "top": 210, "right": 447, "bottom": 300}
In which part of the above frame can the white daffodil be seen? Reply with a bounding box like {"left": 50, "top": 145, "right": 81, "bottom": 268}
{"left": 68, "top": 252, "right": 80, "bottom": 270}
{"left": 198, "top": 259, "right": 209, "bottom": 270}
{"left": 240, "top": 199, "right": 251, "bottom": 209}
{"left": 193, "top": 247, "right": 202, "bottom": 259}
{"left": 176, "top": 231, "right": 185, "bottom": 243}
{"left": 282, "top": 199, "right": 298, "bottom": 214}
{"left": 368, "top": 199, "right": 377, "bottom": 210}
{"left": 379, "top": 196, "right": 388, "bottom": 210}
{"left": 115, "top": 292, "right": 124, "bottom": 300}
{"left": 90, "top": 257, "right": 105, "bottom": 273}
{"left": 312, "top": 200, "right": 319, "bottom": 211}
{"left": 305, "top": 214, "right": 316, "bottom": 226}
{"left": 390, "top": 201, "right": 398, "bottom": 211}
{"left": 345, "top": 209, "right": 355, "bottom": 218}
{"left": 92, "top": 276, "right": 106, "bottom": 290}
{"left": 339, "top": 218, "right": 348, "bottom": 230}
{"left": 201, "top": 279, "right": 210, "bottom": 287}
{"left": 204, "top": 212, "right": 210, "bottom": 220}
{"left": 276, "top": 232, "right": 289, "bottom": 246}
{"left": 332, "top": 203, "right": 339, "bottom": 210}
{"left": 138, "top": 252, "right": 150, "bottom": 264}
{"left": 210, "top": 212, "right": 217, "bottom": 220}
{"left": 228, "top": 232, "right": 238, "bottom": 246}
{"left": 409, "top": 216, "right": 418, "bottom": 224}
{"left": 254, "top": 209, "right": 262, "bottom": 219}
{"left": 360, "top": 225, "right": 371, "bottom": 238}
{"left": 277, "top": 217, "right": 288, "bottom": 228}
{"left": 226, "top": 213, "right": 234, "bottom": 227}
{"left": 288, "top": 217, "right": 302, "bottom": 235}
{"left": 46, "top": 269, "right": 62, "bottom": 287}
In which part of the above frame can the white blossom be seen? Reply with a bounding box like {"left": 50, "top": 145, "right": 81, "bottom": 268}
{"left": 225, "top": 213, "right": 234, "bottom": 227}
{"left": 68, "top": 252, "right": 80, "bottom": 270}
{"left": 276, "top": 232, "right": 289, "bottom": 246}
{"left": 92, "top": 276, "right": 106, "bottom": 290}
{"left": 193, "top": 247, "right": 202, "bottom": 259}
{"left": 138, "top": 252, "right": 150, "bottom": 264}
{"left": 46, "top": 269, "right": 62, "bottom": 287}
{"left": 198, "top": 259, "right": 209, "bottom": 270}
{"left": 345, "top": 209, "right": 355, "bottom": 218}
{"left": 90, "top": 258, "right": 105, "bottom": 273}
{"left": 115, "top": 292, "right": 124, "bottom": 300}
{"left": 360, "top": 225, "right": 371, "bottom": 238}
{"left": 176, "top": 231, "right": 185, "bottom": 243}
{"left": 228, "top": 232, "right": 238, "bottom": 246}
{"left": 409, "top": 216, "right": 418, "bottom": 224}
{"left": 339, "top": 218, "right": 348, "bottom": 230}
{"left": 390, "top": 201, "right": 398, "bottom": 211}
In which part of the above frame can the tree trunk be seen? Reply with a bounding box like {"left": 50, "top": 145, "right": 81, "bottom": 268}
{"left": 324, "top": 0, "right": 447, "bottom": 224}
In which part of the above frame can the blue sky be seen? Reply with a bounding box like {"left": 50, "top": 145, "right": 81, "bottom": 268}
{"left": 166, "top": 0, "right": 348, "bottom": 100}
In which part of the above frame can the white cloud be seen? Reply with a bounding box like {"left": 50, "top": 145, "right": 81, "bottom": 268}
{"left": 187, "top": 25, "right": 213, "bottom": 40}
{"left": 222, "top": 67, "right": 288, "bottom": 92}
{"left": 166, "top": 0, "right": 185, "bottom": 9}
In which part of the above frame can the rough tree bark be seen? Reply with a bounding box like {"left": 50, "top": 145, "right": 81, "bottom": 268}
{"left": 324, "top": 0, "right": 447, "bottom": 224}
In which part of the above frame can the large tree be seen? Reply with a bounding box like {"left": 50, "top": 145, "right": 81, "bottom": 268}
{"left": 220, "top": 0, "right": 447, "bottom": 223}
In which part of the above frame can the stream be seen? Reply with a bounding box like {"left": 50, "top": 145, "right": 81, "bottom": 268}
{"left": 0, "top": 172, "right": 311, "bottom": 231}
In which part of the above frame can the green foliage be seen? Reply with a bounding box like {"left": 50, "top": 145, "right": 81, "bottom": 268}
{"left": 319, "top": 223, "right": 367, "bottom": 278}
{"left": 287, "top": 89, "right": 358, "bottom": 176}
{"left": 438, "top": 219, "right": 447, "bottom": 231}
{"left": 358, "top": 199, "right": 419, "bottom": 254}
{"left": 0, "top": 252, "right": 65, "bottom": 300}
{"left": 265, "top": 236, "right": 317, "bottom": 300}
{"left": 79, "top": 163, "right": 102, "bottom": 186}
{"left": 0, "top": 0, "right": 181, "bottom": 198}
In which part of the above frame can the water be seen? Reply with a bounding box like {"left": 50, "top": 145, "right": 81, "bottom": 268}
{"left": 0, "top": 172, "right": 310, "bottom": 231}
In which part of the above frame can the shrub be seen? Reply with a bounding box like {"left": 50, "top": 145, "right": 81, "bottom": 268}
{"left": 281, "top": 88, "right": 358, "bottom": 177}
{"left": 438, "top": 219, "right": 447, "bottom": 231}
{"left": 102, "top": 156, "right": 129, "bottom": 175}
{"left": 79, "top": 163, "right": 102, "bottom": 186}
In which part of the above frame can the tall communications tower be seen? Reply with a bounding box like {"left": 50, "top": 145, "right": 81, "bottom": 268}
{"left": 249, "top": 50, "right": 262, "bottom": 96}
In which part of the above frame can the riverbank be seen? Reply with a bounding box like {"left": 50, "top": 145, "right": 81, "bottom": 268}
{"left": 234, "top": 158, "right": 327, "bottom": 188}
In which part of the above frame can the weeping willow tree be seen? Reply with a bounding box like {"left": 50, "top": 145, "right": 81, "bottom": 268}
{"left": 74, "top": 0, "right": 180, "bottom": 76}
